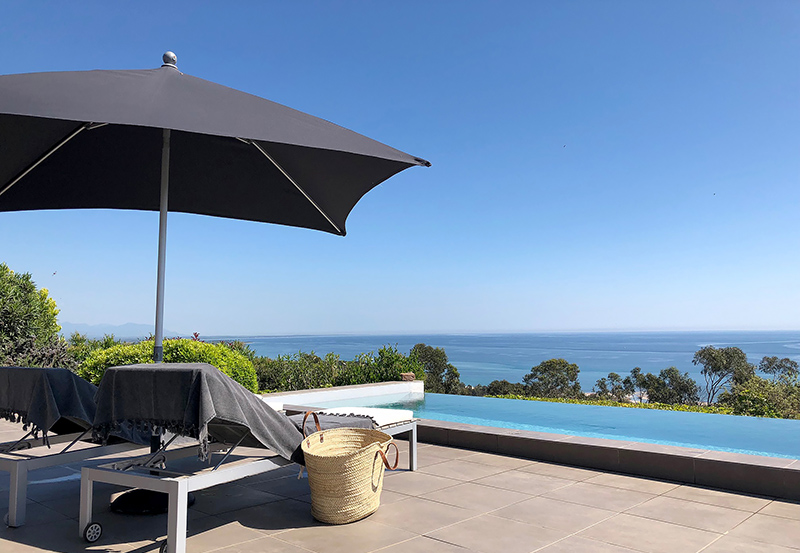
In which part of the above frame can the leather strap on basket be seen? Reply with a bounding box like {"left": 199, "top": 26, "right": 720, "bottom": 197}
{"left": 377, "top": 441, "right": 400, "bottom": 470}
{"left": 301, "top": 411, "right": 322, "bottom": 438}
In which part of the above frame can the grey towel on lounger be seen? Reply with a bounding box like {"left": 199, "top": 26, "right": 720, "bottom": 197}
{"left": 92, "top": 363, "right": 371, "bottom": 465}
{"left": 0, "top": 366, "right": 97, "bottom": 435}
{"left": 0, "top": 366, "right": 147, "bottom": 445}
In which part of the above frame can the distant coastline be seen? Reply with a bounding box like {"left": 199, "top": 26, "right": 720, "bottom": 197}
{"left": 207, "top": 330, "right": 800, "bottom": 389}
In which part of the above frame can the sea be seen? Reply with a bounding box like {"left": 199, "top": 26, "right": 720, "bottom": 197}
{"left": 207, "top": 331, "right": 800, "bottom": 389}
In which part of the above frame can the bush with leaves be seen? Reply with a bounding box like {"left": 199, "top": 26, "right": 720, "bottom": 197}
{"left": 78, "top": 338, "right": 258, "bottom": 392}
{"left": 0, "top": 263, "right": 73, "bottom": 368}
{"left": 336, "top": 346, "right": 424, "bottom": 387}
{"left": 717, "top": 357, "right": 800, "bottom": 419}
{"left": 67, "top": 333, "right": 125, "bottom": 367}
{"left": 254, "top": 345, "right": 424, "bottom": 393}
{"left": 254, "top": 351, "right": 340, "bottom": 392}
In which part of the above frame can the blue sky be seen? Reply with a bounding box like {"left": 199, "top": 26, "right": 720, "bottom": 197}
{"left": 1, "top": 1, "right": 798, "bottom": 335}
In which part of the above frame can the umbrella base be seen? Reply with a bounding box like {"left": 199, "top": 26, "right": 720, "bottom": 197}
{"left": 110, "top": 489, "right": 195, "bottom": 515}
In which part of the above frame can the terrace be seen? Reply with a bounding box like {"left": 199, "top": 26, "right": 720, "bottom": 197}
{"left": 1, "top": 418, "right": 799, "bottom": 553}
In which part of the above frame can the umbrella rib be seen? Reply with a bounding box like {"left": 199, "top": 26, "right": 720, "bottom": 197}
{"left": 0, "top": 122, "right": 92, "bottom": 198}
{"left": 244, "top": 139, "right": 343, "bottom": 235}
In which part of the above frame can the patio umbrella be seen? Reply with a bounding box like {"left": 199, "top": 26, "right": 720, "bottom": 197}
{"left": 0, "top": 52, "right": 430, "bottom": 360}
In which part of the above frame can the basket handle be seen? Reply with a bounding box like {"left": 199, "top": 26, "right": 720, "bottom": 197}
{"left": 378, "top": 441, "right": 400, "bottom": 470}
{"left": 301, "top": 411, "right": 322, "bottom": 438}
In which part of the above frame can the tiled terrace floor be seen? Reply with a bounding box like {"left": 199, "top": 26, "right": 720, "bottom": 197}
{"left": 2, "top": 428, "right": 800, "bottom": 553}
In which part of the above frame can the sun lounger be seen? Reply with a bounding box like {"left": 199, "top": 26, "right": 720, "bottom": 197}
{"left": 282, "top": 404, "right": 418, "bottom": 471}
{"left": 79, "top": 363, "right": 375, "bottom": 553}
{"left": 0, "top": 366, "right": 146, "bottom": 527}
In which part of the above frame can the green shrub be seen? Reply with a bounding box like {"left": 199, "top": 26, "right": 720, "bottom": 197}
{"left": 490, "top": 394, "right": 735, "bottom": 415}
{"left": 78, "top": 338, "right": 258, "bottom": 392}
{"left": 254, "top": 351, "right": 340, "bottom": 392}
{"left": 0, "top": 262, "right": 73, "bottom": 368}
{"left": 718, "top": 376, "right": 800, "bottom": 419}
{"left": 253, "top": 345, "right": 424, "bottom": 393}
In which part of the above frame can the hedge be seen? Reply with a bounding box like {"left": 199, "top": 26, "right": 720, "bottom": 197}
{"left": 490, "top": 394, "right": 735, "bottom": 415}
{"left": 78, "top": 338, "right": 258, "bottom": 392}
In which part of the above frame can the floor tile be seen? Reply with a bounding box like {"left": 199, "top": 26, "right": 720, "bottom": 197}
{"left": 3, "top": 501, "right": 70, "bottom": 526}
{"left": 0, "top": 518, "right": 88, "bottom": 553}
{"left": 250, "top": 473, "right": 311, "bottom": 499}
{"left": 700, "top": 534, "right": 800, "bottom": 552}
{"left": 421, "top": 481, "right": 530, "bottom": 512}
{"left": 419, "top": 458, "right": 509, "bottom": 481}
{"left": 421, "top": 445, "right": 482, "bottom": 461}
{"left": 537, "top": 535, "right": 642, "bottom": 552}
{"left": 759, "top": 499, "right": 800, "bottom": 520}
{"left": 278, "top": 518, "right": 416, "bottom": 553}
{"left": 493, "top": 495, "right": 615, "bottom": 533}
{"left": 374, "top": 535, "right": 471, "bottom": 552}
{"left": 474, "top": 470, "right": 573, "bottom": 495}
{"left": 427, "top": 514, "right": 568, "bottom": 553}
{"left": 213, "top": 534, "right": 317, "bottom": 553}
{"left": 215, "top": 498, "right": 319, "bottom": 534}
{"left": 459, "top": 452, "right": 533, "bottom": 469}
{"left": 382, "top": 471, "right": 459, "bottom": 496}
{"left": 183, "top": 519, "right": 268, "bottom": 553}
{"left": 584, "top": 472, "right": 679, "bottom": 494}
{"left": 627, "top": 495, "right": 753, "bottom": 533}
{"left": 519, "top": 461, "right": 603, "bottom": 481}
{"left": 368, "top": 496, "right": 478, "bottom": 534}
{"left": 577, "top": 513, "right": 719, "bottom": 553}
{"left": 664, "top": 484, "right": 771, "bottom": 512}
{"left": 726, "top": 512, "right": 800, "bottom": 549}
{"left": 191, "top": 484, "right": 284, "bottom": 515}
{"left": 543, "top": 481, "right": 655, "bottom": 511}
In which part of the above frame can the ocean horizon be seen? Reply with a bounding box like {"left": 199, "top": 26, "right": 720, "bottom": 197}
{"left": 205, "top": 330, "right": 800, "bottom": 389}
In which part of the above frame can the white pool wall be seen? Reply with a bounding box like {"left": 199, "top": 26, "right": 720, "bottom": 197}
{"left": 260, "top": 380, "right": 424, "bottom": 410}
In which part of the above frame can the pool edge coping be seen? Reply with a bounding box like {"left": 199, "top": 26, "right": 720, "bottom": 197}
{"left": 417, "top": 418, "right": 800, "bottom": 501}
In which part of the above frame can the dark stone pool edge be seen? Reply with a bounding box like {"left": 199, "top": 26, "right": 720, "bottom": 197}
{"left": 416, "top": 418, "right": 800, "bottom": 501}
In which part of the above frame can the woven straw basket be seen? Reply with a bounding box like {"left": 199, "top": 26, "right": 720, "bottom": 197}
{"left": 300, "top": 413, "right": 399, "bottom": 524}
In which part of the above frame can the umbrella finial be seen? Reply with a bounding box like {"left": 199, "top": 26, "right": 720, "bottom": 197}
{"left": 161, "top": 51, "right": 178, "bottom": 69}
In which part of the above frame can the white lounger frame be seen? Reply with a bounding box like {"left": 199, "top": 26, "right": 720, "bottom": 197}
{"left": 79, "top": 415, "right": 417, "bottom": 553}
{"left": 0, "top": 430, "right": 139, "bottom": 527}
{"left": 80, "top": 441, "right": 290, "bottom": 553}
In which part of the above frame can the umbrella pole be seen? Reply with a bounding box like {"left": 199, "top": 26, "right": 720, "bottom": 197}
{"left": 153, "top": 128, "right": 170, "bottom": 362}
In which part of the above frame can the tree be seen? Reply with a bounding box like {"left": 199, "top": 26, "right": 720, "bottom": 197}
{"left": 758, "top": 356, "right": 799, "bottom": 382}
{"left": 523, "top": 358, "right": 582, "bottom": 398}
{"left": 718, "top": 370, "right": 800, "bottom": 419}
{"left": 640, "top": 367, "right": 699, "bottom": 405}
{"left": 693, "top": 346, "right": 755, "bottom": 404}
{"left": 623, "top": 367, "right": 647, "bottom": 403}
{"left": 411, "top": 343, "right": 462, "bottom": 394}
{"left": 486, "top": 379, "right": 525, "bottom": 396}
{"left": 594, "top": 372, "right": 634, "bottom": 402}
{"left": 0, "top": 263, "right": 72, "bottom": 368}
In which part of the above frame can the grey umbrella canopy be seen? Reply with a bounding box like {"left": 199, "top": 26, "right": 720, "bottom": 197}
{"left": 0, "top": 53, "right": 429, "bottom": 359}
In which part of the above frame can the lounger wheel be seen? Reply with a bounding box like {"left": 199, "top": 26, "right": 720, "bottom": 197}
{"left": 159, "top": 541, "right": 168, "bottom": 553}
{"left": 83, "top": 521, "right": 102, "bottom": 543}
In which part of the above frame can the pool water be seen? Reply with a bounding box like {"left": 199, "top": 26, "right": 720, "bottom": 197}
{"left": 315, "top": 393, "right": 800, "bottom": 459}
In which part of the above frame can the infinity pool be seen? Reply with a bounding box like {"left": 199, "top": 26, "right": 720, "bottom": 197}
{"left": 315, "top": 393, "right": 800, "bottom": 459}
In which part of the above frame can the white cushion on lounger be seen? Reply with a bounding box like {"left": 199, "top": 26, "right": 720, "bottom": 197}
{"left": 318, "top": 407, "right": 414, "bottom": 428}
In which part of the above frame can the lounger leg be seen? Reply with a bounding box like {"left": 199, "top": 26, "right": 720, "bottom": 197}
{"left": 409, "top": 425, "right": 417, "bottom": 471}
{"left": 167, "top": 480, "right": 189, "bottom": 553}
{"left": 78, "top": 468, "right": 94, "bottom": 537}
{"left": 8, "top": 462, "right": 28, "bottom": 527}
